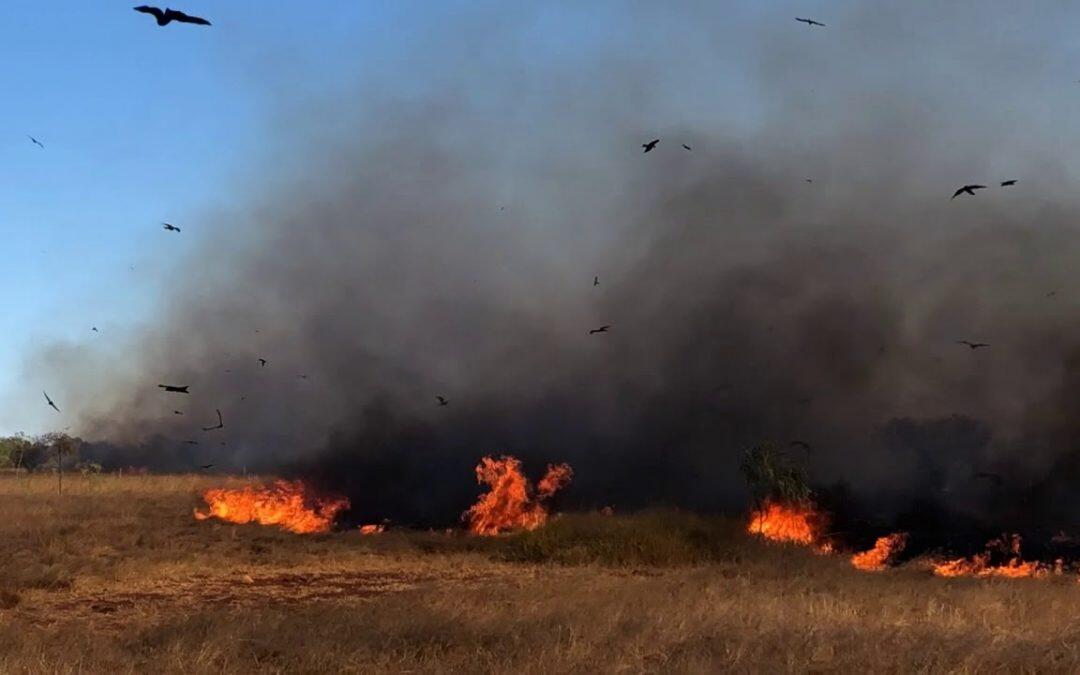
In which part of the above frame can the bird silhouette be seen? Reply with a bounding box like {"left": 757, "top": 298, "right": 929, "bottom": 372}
{"left": 91, "top": 327, "right": 98, "bottom": 332}
{"left": 593, "top": 276, "right": 599, "bottom": 287}
{"left": 1000, "top": 179, "right": 1018, "bottom": 187}
{"left": 134, "top": 6, "right": 211, "bottom": 26}
{"left": 43, "top": 390, "right": 61, "bottom": 413}
{"left": 182, "top": 440, "right": 199, "bottom": 445}
{"left": 952, "top": 184, "right": 986, "bottom": 199}
{"left": 681, "top": 144, "right": 692, "bottom": 151}
{"left": 162, "top": 223, "right": 181, "bottom": 232}
{"left": 436, "top": 396, "right": 449, "bottom": 407}
{"left": 158, "top": 384, "right": 189, "bottom": 393}
{"left": 173, "top": 410, "right": 184, "bottom": 415}
{"left": 642, "top": 139, "right": 659, "bottom": 153}
{"left": 589, "top": 325, "right": 611, "bottom": 335}
{"left": 258, "top": 358, "right": 267, "bottom": 367}
{"left": 199, "top": 464, "right": 214, "bottom": 470}
{"left": 795, "top": 17, "right": 826, "bottom": 27}
{"left": 27, "top": 136, "right": 44, "bottom": 149}
{"left": 201, "top": 409, "right": 224, "bottom": 431}
{"left": 957, "top": 340, "right": 990, "bottom": 350}
{"left": 1047, "top": 290, "right": 1059, "bottom": 298}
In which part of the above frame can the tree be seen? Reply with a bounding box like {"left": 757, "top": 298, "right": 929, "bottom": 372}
{"left": 740, "top": 442, "right": 812, "bottom": 506}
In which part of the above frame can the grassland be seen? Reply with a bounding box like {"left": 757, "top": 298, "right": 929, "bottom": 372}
{"left": 3, "top": 474, "right": 1080, "bottom": 673}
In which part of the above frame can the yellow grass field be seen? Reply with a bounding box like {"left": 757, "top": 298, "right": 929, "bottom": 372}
{"left": 3, "top": 474, "right": 1080, "bottom": 673}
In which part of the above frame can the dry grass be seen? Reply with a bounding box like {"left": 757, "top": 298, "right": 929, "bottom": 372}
{"left": 3, "top": 474, "right": 1080, "bottom": 673}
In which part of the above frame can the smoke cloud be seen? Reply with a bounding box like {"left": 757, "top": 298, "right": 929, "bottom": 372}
{"left": 21, "top": 2, "right": 1080, "bottom": 528}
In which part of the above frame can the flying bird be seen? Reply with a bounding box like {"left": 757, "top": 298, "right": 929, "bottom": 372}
{"left": 951, "top": 184, "right": 986, "bottom": 199}
{"left": 642, "top": 139, "right": 659, "bottom": 153}
{"left": 1047, "top": 290, "right": 1059, "bottom": 298}
{"left": 199, "top": 464, "right": 214, "bottom": 470}
{"left": 436, "top": 396, "right": 449, "bottom": 407}
{"left": 589, "top": 325, "right": 611, "bottom": 335}
{"left": 956, "top": 340, "right": 990, "bottom": 350}
{"left": 593, "top": 276, "right": 599, "bottom": 287}
{"left": 91, "top": 327, "right": 98, "bottom": 332}
{"left": 158, "top": 384, "right": 189, "bottom": 393}
{"left": 173, "top": 410, "right": 184, "bottom": 415}
{"left": 258, "top": 358, "right": 267, "bottom": 367}
{"left": 182, "top": 440, "right": 199, "bottom": 445}
{"left": 162, "top": 223, "right": 180, "bottom": 232}
{"left": 681, "top": 144, "right": 692, "bottom": 151}
{"left": 27, "top": 136, "right": 44, "bottom": 149}
{"left": 133, "top": 6, "right": 211, "bottom": 26}
{"left": 201, "top": 409, "right": 224, "bottom": 431}
{"left": 795, "top": 17, "right": 826, "bottom": 27}
{"left": 43, "top": 390, "right": 60, "bottom": 413}
{"left": 1001, "top": 179, "right": 1018, "bottom": 187}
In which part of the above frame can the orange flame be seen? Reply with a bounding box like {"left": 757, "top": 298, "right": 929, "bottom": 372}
{"left": 194, "top": 480, "right": 349, "bottom": 534}
{"left": 358, "top": 524, "right": 385, "bottom": 535}
{"left": 464, "top": 455, "right": 572, "bottom": 536}
{"left": 747, "top": 500, "right": 829, "bottom": 550}
{"left": 851, "top": 532, "right": 909, "bottom": 571}
{"left": 931, "top": 534, "right": 1047, "bottom": 578}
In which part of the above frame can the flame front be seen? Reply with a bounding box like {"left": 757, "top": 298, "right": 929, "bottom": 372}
{"left": 358, "top": 524, "right": 385, "bottom": 535}
{"left": 931, "top": 534, "right": 1047, "bottom": 578}
{"left": 464, "top": 455, "right": 572, "bottom": 536}
{"left": 851, "top": 532, "right": 909, "bottom": 571}
{"left": 747, "top": 500, "right": 828, "bottom": 549}
{"left": 194, "top": 480, "right": 349, "bottom": 534}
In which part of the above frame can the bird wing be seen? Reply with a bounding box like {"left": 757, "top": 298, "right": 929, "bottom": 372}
{"left": 951, "top": 188, "right": 965, "bottom": 199}
{"left": 811, "top": 20, "right": 825, "bottom": 26}
{"left": 134, "top": 5, "right": 165, "bottom": 19}
{"left": 166, "top": 9, "right": 211, "bottom": 25}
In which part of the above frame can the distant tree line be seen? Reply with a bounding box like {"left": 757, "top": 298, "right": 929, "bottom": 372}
{"left": 0, "top": 432, "right": 100, "bottom": 474}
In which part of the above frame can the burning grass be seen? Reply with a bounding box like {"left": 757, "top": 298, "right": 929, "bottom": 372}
{"left": 8, "top": 474, "right": 1080, "bottom": 672}
{"left": 194, "top": 479, "right": 350, "bottom": 534}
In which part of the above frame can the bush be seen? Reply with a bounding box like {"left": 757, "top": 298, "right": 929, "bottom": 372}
{"left": 496, "top": 510, "right": 745, "bottom": 566}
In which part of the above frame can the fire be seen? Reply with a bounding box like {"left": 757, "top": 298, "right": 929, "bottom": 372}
{"left": 359, "top": 524, "right": 385, "bottom": 535}
{"left": 851, "top": 532, "right": 909, "bottom": 571}
{"left": 464, "top": 455, "right": 572, "bottom": 536}
{"left": 194, "top": 480, "right": 349, "bottom": 534}
{"left": 931, "top": 534, "right": 1047, "bottom": 579}
{"left": 747, "top": 500, "right": 828, "bottom": 548}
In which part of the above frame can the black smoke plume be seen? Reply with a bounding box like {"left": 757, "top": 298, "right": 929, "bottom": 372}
{"left": 21, "top": 2, "right": 1080, "bottom": 530}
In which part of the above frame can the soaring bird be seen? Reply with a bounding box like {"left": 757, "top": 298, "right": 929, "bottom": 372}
{"left": 1001, "top": 179, "right": 1018, "bottom": 187}
{"left": 642, "top": 139, "right": 659, "bottom": 153}
{"left": 589, "top": 325, "right": 611, "bottom": 335}
{"left": 952, "top": 184, "right": 986, "bottom": 199}
{"left": 133, "top": 6, "right": 211, "bottom": 26}
{"left": 258, "top": 358, "right": 267, "bottom": 367}
{"left": 593, "top": 276, "right": 599, "bottom": 287}
{"left": 795, "top": 17, "right": 826, "bottom": 26}
{"left": 199, "top": 464, "right": 214, "bottom": 470}
{"left": 957, "top": 340, "right": 990, "bottom": 350}
{"left": 91, "top": 327, "right": 98, "bottom": 332}
{"left": 27, "top": 136, "right": 44, "bottom": 149}
{"left": 43, "top": 390, "right": 61, "bottom": 413}
{"left": 182, "top": 440, "right": 199, "bottom": 445}
{"left": 173, "top": 410, "right": 184, "bottom": 415}
{"left": 436, "top": 396, "right": 449, "bottom": 407}
{"left": 202, "top": 409, "right": 224, "bottom": 431}
{"left": 162, "top": 223, "right": 180, "bottom": 232}
{"left": 681, "top": 143, "right": 692, "bottom": 151}
{"left": 158, "top": 384, "right": 189, "bottom": 393}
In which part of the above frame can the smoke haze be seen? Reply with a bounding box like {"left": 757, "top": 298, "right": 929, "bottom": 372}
{"left": 19, "top": 2, "right": 1080, "bottom": 528}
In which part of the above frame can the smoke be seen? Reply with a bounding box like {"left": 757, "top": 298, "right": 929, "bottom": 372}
{"left": 20, "top": 2, "right": 1080, "bottom": 527}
